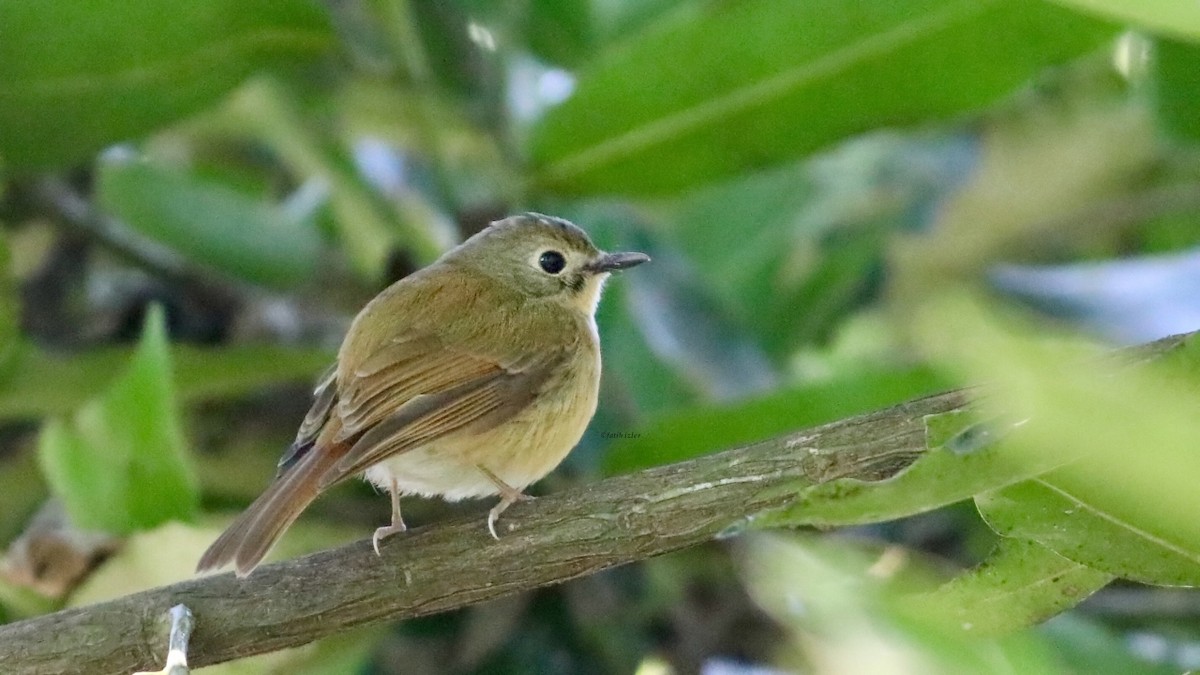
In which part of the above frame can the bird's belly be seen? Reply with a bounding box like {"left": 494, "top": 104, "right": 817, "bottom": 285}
{"left": 363, "top": 354, "right": 600, "bottom": 501}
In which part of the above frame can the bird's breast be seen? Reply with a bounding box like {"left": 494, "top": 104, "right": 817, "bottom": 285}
{"left": 366, "top": 337, "right": 602, "bottom": 500}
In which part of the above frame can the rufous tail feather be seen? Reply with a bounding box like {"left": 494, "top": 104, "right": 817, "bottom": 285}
{"left": 196, "top": 441, "right": 348, "bottom": 577}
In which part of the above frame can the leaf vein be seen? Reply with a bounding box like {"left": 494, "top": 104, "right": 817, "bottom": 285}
{"left": 539, "top": 0, "right": 996, "bottom": 182}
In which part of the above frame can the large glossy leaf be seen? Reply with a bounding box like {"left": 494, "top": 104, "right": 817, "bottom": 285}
{"left": 98, "top": 158, "right": 322, "bottom": 288}
{"left": 977, "top": 475, "right": 1200, "bottom": 586}
{"left": 37, "top": 307, "right": 198, "bottom": 533}
{"left": 0, "top": 0, "right": 334, "bottom": 169}
{"left": 1048, "top": 1, "right": 1200, "bottom": 41}
{"left": 530, "top": 0, "right": 1116, "bottom": 195}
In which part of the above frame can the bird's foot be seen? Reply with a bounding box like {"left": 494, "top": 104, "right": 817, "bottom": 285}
{"left": 486, "top": 491, "right": 534, "bottom": 540}
{"left": 373, "top": 476, "right": 407, "bottom": 555}
{"left": 372, "top": 521, "right": 407, "bottom": 556}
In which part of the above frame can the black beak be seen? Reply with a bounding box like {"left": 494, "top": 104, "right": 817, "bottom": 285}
{"left": 586, "top": 251, "right": 651, "bottom": 273}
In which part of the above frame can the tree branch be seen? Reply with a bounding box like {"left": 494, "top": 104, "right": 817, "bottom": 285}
{"left": 0, "top": 388, "right": 967, "bottom": 675}
{"left": 0, "top": 330, "right": 1191, "bottom": 675}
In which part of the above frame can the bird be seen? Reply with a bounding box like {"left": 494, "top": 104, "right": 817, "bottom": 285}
{"left": 197, "top": 213, "right": 649, "bottom": 576}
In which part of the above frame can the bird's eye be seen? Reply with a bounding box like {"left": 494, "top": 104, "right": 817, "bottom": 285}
{"left": 538, "top": 250, "right": 566, "bottom": 274}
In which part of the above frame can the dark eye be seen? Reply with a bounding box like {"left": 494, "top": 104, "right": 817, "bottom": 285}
{"left": 538, "top": 250, "right": 566, "bottom": 274}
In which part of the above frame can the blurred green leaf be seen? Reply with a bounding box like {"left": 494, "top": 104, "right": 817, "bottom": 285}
{"left": 669, "top": 135, "right": 974, "bottom": 357}
{"left": 1039, "top": 615, "right": 1182, "bottom": 675}
{"left": 522, "top": 0, "right": 686, "bottom": 67}
{"left": 977, "top": 476, "right": 1200, "bottom": 586}
{"left": 1155, "top": 333, "right": 1200, "bottom": 383}
{"left": 744, "top": 534, "right": 1071, "bottom": 674}
{"left": 0, "top": 0, "right": 334, "bottom": 169}
{"left": 913, "top": 293, "right": 1200, "bottom": 587}
{"left": 218, "top": 80, "right": 446, "bottom": 280}
{"left": 621, "top": 243, "right": 777, "bottom": 398}
{"left": 592, "top": 279, "right": 697, "bottom": 423}
{"left": 0, "top": 451, "right": 46, "bottom": 545}
{"left": 1153, "top": 38, "right": 1200, "bottom": 143}
{"left": 97, "top": 158, "right": 322, "bottom": 288}
{"left": 530, "top": 0, "right": 1115, "bottom": 194}
{"left": 604, "top": 366, "right": 944, "bottom": 475}
{"left": 0, "top": 578, "right": 56, "bottom": 623}
{"left": 1048, "top": 1, "right": 1200, "bottom": 41}
{"left": 37, "top": 306, "right": 198, "bottom": 533}
{"left": 0, "top": 229, "right": 21, "bottom": 378}
{"left": 903, "top": 538, "right": 1112, "bottom": 635}
{"left": 0, "top": 343, "right": 331, "bottom": 421}
{"left": 527, "top": 0, "right": 596, "bottom": 67}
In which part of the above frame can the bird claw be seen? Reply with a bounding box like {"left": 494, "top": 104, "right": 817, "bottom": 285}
{"left": 487, "top": 510, "right": 502, "bottom": 541}
{"left": 372, "top": 523, "right": 407, "bottom": 556}
{"left": 486, "top": 493, "right": 534, "bottom": 540}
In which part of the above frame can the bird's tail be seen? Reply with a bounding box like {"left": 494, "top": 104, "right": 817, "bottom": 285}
{"left": 196, "top": 441, "right": 348, "bottom": 577}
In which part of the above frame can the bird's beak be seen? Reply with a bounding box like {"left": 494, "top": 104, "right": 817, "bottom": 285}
{"left": 585, "top": 251, "right": 651, "bottom": 273}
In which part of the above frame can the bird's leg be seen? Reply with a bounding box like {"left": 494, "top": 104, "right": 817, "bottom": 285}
{"left": 477, "top": 465, "right": 533, "bottom": 540}
{"left": 372, "top": 477, "right": 407, "bottom": 556}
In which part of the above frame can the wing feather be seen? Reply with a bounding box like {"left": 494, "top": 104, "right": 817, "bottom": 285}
{"left": 317, "top": 334, "right": 563, "bottom": 487}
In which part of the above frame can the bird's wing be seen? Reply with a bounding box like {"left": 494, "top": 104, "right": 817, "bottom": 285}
{"left": 273, "top": 363, "right": 339, "bottom": 476}
{"left": 316, "top": 333, "right": 564, "bottom": 488}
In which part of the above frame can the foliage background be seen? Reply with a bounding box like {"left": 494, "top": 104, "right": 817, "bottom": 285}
{"left": 2, "top": 0, "right": 1200, "bottom": 673}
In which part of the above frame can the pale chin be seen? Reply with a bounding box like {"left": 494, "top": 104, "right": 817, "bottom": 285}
{"left": 578, "top": 272, "right": 609, "bottom": 316}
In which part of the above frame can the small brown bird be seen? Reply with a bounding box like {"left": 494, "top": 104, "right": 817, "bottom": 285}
{"left": 197, "top": 213, "right": 648, "bottom": 576}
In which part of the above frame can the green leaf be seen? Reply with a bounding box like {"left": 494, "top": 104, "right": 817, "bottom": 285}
{"left": 1153, "top": 38, "right": 1200, "bottom": 143}
{"left": 218, "top": 80, "right": 446, "bottom": 279}
{"left": 0, "top": 0, "right": 334, "bottom": 169}
{"left": 603, "top": 366, "right": 945, "bottom": 475}
{"left": 526, "top": 0, "right": 596, "bottom": 67}
{"left": 760, "top": 407, "right": 1078, "bottom": 529}
{"left": 97, "top": 158, "right": 322, "bottom": 288}
{"left": 530, "top": 0, "right": 1116, "bottom": 194}
{"left": 977, "top": 475, "right": 1200, "bottom": 586}
{"left": 913, "top": 294, "right": 1200, "bottom": 588}
{"left": 1154, "top": 332, "right": 1200, "bottom": 384}
{"left": 1047, "top": 0, "right": 1200, "bottom": 41}
{"left": 768, "top": 420, "right": 1080, "bottom": 530}
{"left": 667, "top": 135, "right": 974, "bottom": 357}
{"left": 744, "top": 534, "right": 1072, "bottom": 674}
{"left": 591, "top": 280, "right": 697, "bottom": 425}
{"left": 1039, "top": 615, "right": 1182, "bottom": 675}
{"left": 37, "top": 307, "right": 197, "bottom": 533}
{"left": 0, "top": 228, "right": 22, "bottom": 378}
{"left": 902, "top": 538, "right": 1113, "bottom": 635}
{"left": 0, "top": 343, "right": 332, "bottom": 421}
{"left": 523, "top": 0, "right": 684, "bottom": 67}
